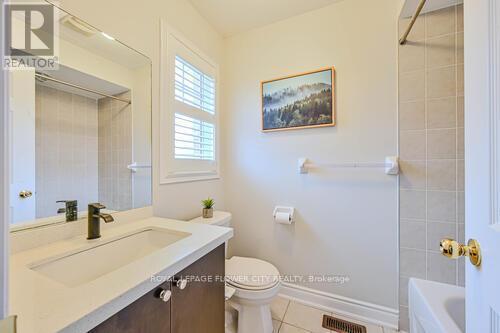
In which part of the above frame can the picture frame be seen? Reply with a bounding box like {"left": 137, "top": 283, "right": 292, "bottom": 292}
{"left": 261, "top": 67, "right": 335, "bottom": 132}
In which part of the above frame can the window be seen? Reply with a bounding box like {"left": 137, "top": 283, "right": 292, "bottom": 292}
{"left": 174, "top": 56, "right": 215, "bottom": 115}
{"left": 174, "top": 113, "right": 214, "bottom": 160}
{"left": 160, "top": 24, "right": 219, "bottom": 184}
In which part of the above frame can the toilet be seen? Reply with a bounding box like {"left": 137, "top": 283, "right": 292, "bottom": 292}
{"left": 189, "top": 211, "right": 281, "bottom": 333}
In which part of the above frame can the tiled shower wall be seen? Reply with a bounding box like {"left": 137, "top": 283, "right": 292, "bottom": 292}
{"left": 98, "top": 92, "right": 133, "bottom": 211}
{"left": 398, "top": 4, "right": 464, "bottom": 331}
{"left": 35, "top": 85, "right": 99, "bottom": 218}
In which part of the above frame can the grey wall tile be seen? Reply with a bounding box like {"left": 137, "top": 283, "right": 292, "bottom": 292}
{"left": 399, "top": 306, "right": 409, "bottom": 333}
{"left": 399, "top": 41, "right": 425, "bottom": 73}
{"left": 457, "top": 127, "right": 464, "bottom": 158}
{"left": 458, "top": 223, "right": 465, "bottom": 243}
{"left": 400, "top": 101, "right": 426, "bottom": 130}
{"left": 400, "top": 248, "right": 426, "bottom": 278}
{"left": 427, "top": 129, "right": 456, "bottom": 159}
{"left": 457, "top": 5, "right": 463, "bottom": 32}
{"left": 426, "top": 6, "right": 456, "bottom": 38}
{"left": 457, "top": 64, "right": 464, "bottom": 96}
{"left": 457, "top": 258, "right": 465, "bottom": 286}
{"left": 399, "top": 15, "right": 425, "bottom": 41}
{"left": 401, "top": 190, "right": 427, "bottom": 220}
{"left": 457, "top": 32, "right": 464, "bottom": 63}
{"left": 427, "top": 159, "right": 456, "bottom": 190}
{"left": 398, "top": 6, "right": 464, "bottom": 325}
{"left": 400, "top": 70, "right": 425, "bottom": 102}
{"left": 457, "top": 191, "right": 465, "bottom": 223}
{"left": 457, "top": 160, "right": 464, "bottom": 191}
{"left": 426, "top": 34, "right": 456, "bottom": 68}
{"left": 98, "top": 94, "right": 133, "bottom": 211}
{"left": 427, "top": 97, "right": 456, "bottom": 129}
{"left": 400, "top": 130, "right": 426, "bottom": 160}
{"left": 400, "top": 276, "right": 410, "bottom": 306}
{"left": 428, "top": 190, "right": 457, "bottom": 222}
{"left": 35, "top": 86, "right": 98, "bottom": 219}
{"left": 427, "top": 251, "right": 457, "bottom": 284}
{"left": 401, "top": 219, "right": 426, "bottom": 249}
{"left": 427, "top": 222, "right": 456, "bottom": 251}
{"left": 427, "top": 66, "right": 457, "bottom": 99}
{"left": 457, "top": 97, "right": 464, "bottom": 127}
{"left": 400, "top": 160, "right": 427, "bottom": 190}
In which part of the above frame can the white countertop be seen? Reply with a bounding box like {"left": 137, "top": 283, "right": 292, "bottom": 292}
{"left": 9, "top": 216, "right": 233, "bottom": 333}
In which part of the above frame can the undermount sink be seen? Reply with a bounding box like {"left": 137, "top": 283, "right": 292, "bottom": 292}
{"left": 29, "top": 227, "right": 190, "bottom": 287}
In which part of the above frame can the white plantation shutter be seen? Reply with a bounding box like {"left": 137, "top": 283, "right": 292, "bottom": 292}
{"left": 174, "top": 56, "right": 216, "bottom": 161}
{"left": 174, "top": 56, "right": 216, "bottom": 114}
{"left": 160, "top": 26, "right": 219, "bottom": 183}
{"left": 174, "top": 113, "right": 214, "bottom": 160}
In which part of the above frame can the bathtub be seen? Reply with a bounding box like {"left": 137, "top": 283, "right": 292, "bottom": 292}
{"left": 408, "top": 278, "right": 465, "bottom": 333}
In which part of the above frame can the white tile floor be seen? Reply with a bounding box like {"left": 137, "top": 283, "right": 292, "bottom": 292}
{"left": 270, "top": 296, "right": 400, "bottom": 333}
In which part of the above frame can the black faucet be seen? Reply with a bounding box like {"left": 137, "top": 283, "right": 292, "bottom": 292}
{"left": 87, "top": 203, "right": 114, "bottom": 240}
{"left": 57, "top": 200, "right": 78, "bottom": 222}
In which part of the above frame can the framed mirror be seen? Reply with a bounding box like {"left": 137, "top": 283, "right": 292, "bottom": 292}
{"left": 7, "top": 2, "right": 152, "bottom": 230}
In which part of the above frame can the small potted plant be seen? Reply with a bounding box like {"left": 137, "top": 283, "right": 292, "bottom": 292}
{"left": 202, "top": 198, "right": 215, "bottom": 218}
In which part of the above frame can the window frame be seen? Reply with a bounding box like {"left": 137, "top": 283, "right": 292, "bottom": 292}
{"left": 160, "top": 22, "right": 220, "bottom": 184}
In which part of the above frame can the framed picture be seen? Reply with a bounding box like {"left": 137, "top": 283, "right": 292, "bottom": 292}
{"left": 261, "top": 67, "right": 335, "bottom": 132}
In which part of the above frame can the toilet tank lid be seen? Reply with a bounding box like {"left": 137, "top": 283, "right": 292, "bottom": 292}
{"left": 188, "top": 211, "right": 232, "bottom": 226}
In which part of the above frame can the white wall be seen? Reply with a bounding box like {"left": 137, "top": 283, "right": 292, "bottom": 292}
{"left": 222, "top": 0, "right": 400, "bottom": 309}
{"left": 56, "top": 0, "right": 226, "bottom": 220}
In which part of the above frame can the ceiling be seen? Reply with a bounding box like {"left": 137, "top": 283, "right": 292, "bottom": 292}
{"left": 189, "top": 0, "right": 343, "bottom": 37}
{"left": 55, "top": 9, "right": 150, "bottom": 70}
{"left": 400, "top": 0, "right": 463, "bottom": 18}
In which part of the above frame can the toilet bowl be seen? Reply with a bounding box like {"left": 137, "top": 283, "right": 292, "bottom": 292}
{"left": 189, "top": 212, "right": 281, "bottom": 333}
{"left": 226, "top": 256, "right": 281, "bottom": 333}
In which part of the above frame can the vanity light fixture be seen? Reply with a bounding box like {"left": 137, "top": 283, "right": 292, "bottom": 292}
{"left": 101, "top": 32, "right": 115, "bottom": 40}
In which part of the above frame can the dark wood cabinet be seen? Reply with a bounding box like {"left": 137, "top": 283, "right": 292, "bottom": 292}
{"left": 88, "top": 281, "right": 171, "bottom": 333}
{"left": 171, "top": 245, "right": 225, "bottom": 333}
{"left": 89, "top": 245, "right": 225, "bottom": 333}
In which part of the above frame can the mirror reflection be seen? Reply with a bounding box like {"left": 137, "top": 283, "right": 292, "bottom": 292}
{"left": 9, "top": 3, "right": 152, "bottom": 228}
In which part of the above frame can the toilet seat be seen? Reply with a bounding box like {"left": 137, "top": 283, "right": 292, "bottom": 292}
{"left": 226, "top": 256, "right": 280, "bottom": 291}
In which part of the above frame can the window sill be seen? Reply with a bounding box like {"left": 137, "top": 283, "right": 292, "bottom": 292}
{"left": 160, "top": 172, "right": 220, "bottom": 185}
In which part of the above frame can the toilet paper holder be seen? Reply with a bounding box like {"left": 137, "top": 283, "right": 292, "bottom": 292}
{"left": 273, "top": 206, "right": 295, "bottom": 224}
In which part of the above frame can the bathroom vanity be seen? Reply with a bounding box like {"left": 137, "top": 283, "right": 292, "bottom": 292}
{"left": 90, "top": 245, "right": 225, "bottom": 333}
{"left": 9, "top": 214, "right": 233, "bottom": 333}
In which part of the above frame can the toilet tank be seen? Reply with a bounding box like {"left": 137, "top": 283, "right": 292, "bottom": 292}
{"left": 189, "top": 211, "right": 232, "bottom": 227}
{"left": 189, "top": 211, "right": 232, "bottom": 255}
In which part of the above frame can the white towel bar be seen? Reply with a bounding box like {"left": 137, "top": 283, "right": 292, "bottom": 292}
{"left": 298, "top": 156, "right": 399, "bottom": 175}
{"left": 127, "top": 162, "right": 152, "bottom": 172}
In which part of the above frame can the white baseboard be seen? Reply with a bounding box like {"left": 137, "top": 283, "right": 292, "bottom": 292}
{"left": 279, "top": 282, "right": 399, "bottom": 330}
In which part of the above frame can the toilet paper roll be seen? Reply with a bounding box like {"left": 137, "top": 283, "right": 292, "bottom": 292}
{"left": 275, "top": 212, "right": 292, "bottom": 224}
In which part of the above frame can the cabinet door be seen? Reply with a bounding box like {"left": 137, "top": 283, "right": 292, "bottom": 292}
{"left": 89, "top": 281, "right": 171, "bottom": 333}
{"left": 171, "top": 245, "right": 225, "bottom": 333}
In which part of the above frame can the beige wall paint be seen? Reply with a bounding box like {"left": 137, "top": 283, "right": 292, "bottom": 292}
{"left": 222, "top": 0, "right": 400, "bottom": 309}
{"left": 56, "top": 0, "right": 226, "bottom": 220}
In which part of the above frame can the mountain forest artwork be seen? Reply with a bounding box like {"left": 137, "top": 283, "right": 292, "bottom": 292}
{"left": 262, "top": 68, "right": 335, "bottom": 131}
